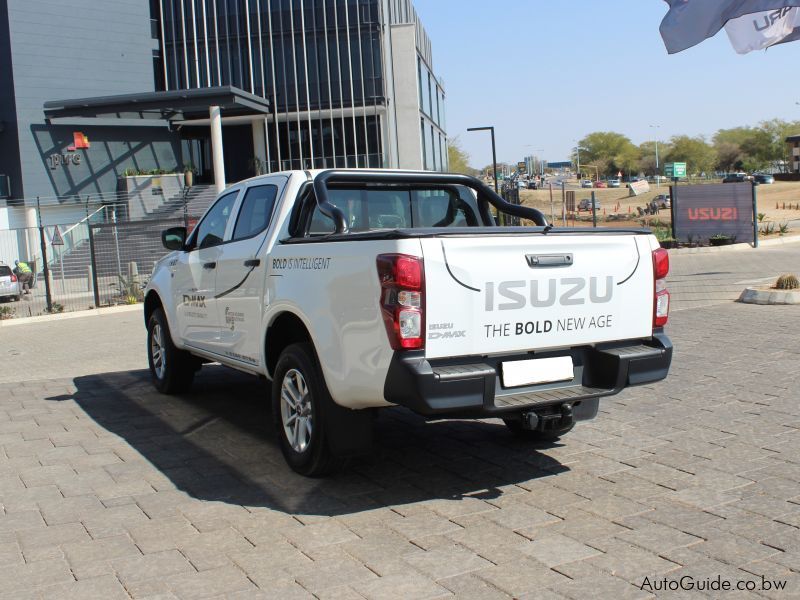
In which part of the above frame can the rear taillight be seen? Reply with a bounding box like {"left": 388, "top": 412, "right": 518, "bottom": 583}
{"left": 652, "top": 248, "right": 670, "bottom": 328}
{"left": 377, "top": 254, "right": 425, "bottom": 350}
{"left": 10, "top": 274, "right": 17, "bottom": 282}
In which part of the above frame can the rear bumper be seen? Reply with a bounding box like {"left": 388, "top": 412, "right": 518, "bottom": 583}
{"left": 383, "top": 332, "right": 672, "bottom": 419}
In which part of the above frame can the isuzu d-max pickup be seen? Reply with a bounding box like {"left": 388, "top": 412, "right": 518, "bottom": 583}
{"left": 144, "top": 170, "right": 672, "bottom": 475}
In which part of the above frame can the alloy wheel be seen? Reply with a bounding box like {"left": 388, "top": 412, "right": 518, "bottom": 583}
{"left": 150, "top": 323, "right": 166, "bottom": 380}
{"left": 280, "top": 368, "right": 313, "bottom": 453}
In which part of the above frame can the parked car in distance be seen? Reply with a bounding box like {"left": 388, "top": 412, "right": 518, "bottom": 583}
{"left": 578, "top": 198, "right": 601, "bottom": 211}
{"left": 607, "top": 179, "right": 621, "bottom": 188}
{"left": 581, "top": 179, "right": 593, "bottom": 188}
{"left": 0, "top": 262, "right": 22, "bottom": 302}
{"left": 593, "top": 181, "right": 607, "bottom": 188}
{"left": 653, "top": 194, "right": 671, "bottom": 209}
{"left": 722, "top": 173, "right": 748, "bottom": 183}
{"left": 527, "top": 180, "right": 538, "bottom": 190}
{"left": 753, "top": 174, "right": 775, "bottom": 185}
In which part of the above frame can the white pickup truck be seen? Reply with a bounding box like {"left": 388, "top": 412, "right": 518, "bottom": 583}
{"left": 144, "top": 170, "right": 672, "bottom": 475}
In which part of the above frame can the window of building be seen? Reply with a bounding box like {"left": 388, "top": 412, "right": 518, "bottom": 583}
{"left": 431, "top": 125, "right": 437, "bottom": 171}
{"left": 417, "top": 57, "right": 423, "bottom": 111}
{"left": 427, "top": 71, "right": 433, "bottom": 117}
{"left": 421, "top": 118, "right": 427, "bottom": 169}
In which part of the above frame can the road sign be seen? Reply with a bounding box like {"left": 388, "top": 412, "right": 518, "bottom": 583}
{"left": 517, "top": 161, "right": 527, "bottom": 174}
{"left": 51, "top": 226, "right": 64, "bottom": 246}
{"left": 665, "top": 162, "right": 686, "bottom": 178}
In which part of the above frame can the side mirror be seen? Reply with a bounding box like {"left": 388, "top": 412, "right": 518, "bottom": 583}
{"left": 162, "top": 226, "right": 187, "bottom": 251}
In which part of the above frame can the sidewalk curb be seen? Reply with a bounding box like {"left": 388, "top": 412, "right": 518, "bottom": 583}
{"left": 668, "top": 235, "right": 800, "bottom": 254}
{"left": 0, "top": 304, "right": 143, "bottom": 327}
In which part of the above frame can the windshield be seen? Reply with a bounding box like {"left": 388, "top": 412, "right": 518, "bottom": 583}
{"left": 309, "top": 186, "right": 485, "bottom": 235}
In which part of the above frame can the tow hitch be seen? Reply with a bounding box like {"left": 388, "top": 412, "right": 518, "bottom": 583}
{"left": 522, "top": 402, "right": 574, "bottom": 432}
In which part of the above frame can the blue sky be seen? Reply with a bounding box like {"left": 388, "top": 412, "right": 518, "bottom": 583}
{"left": 414, "top": 0, "right": 800, "bottom": 169}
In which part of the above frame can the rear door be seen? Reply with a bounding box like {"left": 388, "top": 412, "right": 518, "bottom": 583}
{"left": 215, "top": 177, "right": 287, "bottom": 367}
{"left": 421, "top": 234, "right": 654, "bottom": 360}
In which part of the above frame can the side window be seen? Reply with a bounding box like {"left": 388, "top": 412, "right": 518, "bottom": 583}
{"left": 232, "top": 185, "right": 278, "bottom": 240}
{"left": 193, "top": 191, "right": 238, "bottom": 249}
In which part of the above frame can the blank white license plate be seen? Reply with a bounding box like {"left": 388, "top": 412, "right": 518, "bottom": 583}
{"left": 501, "top": 356, "right": 574, "bottom": 388}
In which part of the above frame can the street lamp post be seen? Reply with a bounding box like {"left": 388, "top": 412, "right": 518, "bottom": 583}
{"left": 650, "top": 125, "right": 661, "bottom": 188}
{"left": 467, "top": 126, "right": 498, "bottom": 194}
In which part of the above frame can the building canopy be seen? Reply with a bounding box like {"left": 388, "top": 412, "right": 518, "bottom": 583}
{"left": 43, "top": 86, "right": 270, "bottom": 122}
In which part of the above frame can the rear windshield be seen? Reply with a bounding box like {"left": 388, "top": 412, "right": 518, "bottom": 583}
{"left": 0, "top": 266, "right": 11, "bottom": 277}
{"left": 308, "top": 186, "right": 484, "bottom": 235}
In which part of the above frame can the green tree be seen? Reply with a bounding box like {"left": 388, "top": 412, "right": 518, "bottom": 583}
{"left": 665, "top": 135, "right": 716, "bottom": 176}
{"left": 577, "top": 132, "right": 639, "bottom": 176}
{"left": 715, "top": 141, "right": 742, "bottom": 172}
{"left": 713, "top": 126, "right": 772, "bottom": 171}
{"left": 758, "top": 119, "right": 800, "bottom": 172}
{"left": 447, "top": 137, "right": 477, "bottom": 175}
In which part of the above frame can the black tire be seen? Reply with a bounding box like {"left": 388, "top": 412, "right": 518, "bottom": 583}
{"left": 147, "top": 307, "right": 197, "bottom": 394}
{"left": 271, "top": 343, "right": 343, "bottom": 477}
{"left": 503, "top": 418, "right": 574, "bottom": 442}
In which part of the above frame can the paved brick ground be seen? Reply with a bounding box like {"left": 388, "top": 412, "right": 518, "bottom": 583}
{"left": 1, "top": 253, "right": 800, "bottom": 597}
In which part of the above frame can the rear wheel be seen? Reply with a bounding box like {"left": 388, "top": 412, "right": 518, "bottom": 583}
{"left": 272, "top": 343, "right": 345, "bottom": 477}
{"left": 147, "top": 308, "right": 197, "bottom": 394}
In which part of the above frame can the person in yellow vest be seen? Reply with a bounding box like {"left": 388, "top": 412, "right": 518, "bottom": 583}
{"left": 13, "top": 260, "right": 32, "bottom": 294}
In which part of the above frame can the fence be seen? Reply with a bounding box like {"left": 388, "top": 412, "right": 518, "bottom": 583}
{"left": 90, "top": 218, "right": 185, "bottom": 307}
{"left": 0, "top": 185, "right": 218, "bottom": 319}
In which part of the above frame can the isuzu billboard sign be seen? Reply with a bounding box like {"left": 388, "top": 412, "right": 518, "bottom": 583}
{"left": 672, "top": 182, "right": 754, "bottom": 244}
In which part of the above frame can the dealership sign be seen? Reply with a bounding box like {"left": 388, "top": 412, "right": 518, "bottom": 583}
{"left": 672, "top": 182, "right": 754, "bottom": 244}
{"left": 664, "top": 162, "right": 686, "bottom": 178}
{"left": 48, "top": 132, "right": 90, "bottom": 169}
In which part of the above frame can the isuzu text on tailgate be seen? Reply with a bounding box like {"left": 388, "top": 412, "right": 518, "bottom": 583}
{"left": 144, "top": 170, "right": 672, "bottom": 475}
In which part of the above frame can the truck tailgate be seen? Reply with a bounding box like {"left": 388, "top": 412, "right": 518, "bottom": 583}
{"left": 421, "top": 234, "right": 654, "bottom": 360}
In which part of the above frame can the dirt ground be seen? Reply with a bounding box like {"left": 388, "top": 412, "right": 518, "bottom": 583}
{"left": 518, "top": 180, "right": 800, "bottom": 233}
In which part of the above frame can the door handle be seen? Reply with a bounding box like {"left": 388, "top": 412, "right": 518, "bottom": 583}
{"left": 244, "top": 259, "right": 261, "bottom": 267}
{"left": 203, "top": 262, "right": 216, "bottom": 269}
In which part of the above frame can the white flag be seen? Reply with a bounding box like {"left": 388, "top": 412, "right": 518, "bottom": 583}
{"left": 724, "top": 6, "right": 800, "bottom": 53}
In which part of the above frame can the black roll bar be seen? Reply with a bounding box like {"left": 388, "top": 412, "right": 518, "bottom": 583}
{"left": 311, "top": 170, "right": 549, "bottom": 234}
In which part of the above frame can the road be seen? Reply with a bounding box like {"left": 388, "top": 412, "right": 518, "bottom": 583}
{"left": 0, "top": 244, "right": 798, "bottom": 598}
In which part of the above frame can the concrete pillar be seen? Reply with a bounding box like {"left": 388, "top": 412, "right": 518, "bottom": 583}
{"left": 210, "top": 105, "right": 226, "bottom": 194}
{"left": 252, "top": 118, "right": 267, "bottom": 175}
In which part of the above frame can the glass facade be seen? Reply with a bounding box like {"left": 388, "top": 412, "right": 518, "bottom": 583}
{"left": 416, "top": 53, "right": 446, "bottom": 171}
{"left": 159, "top": 0, "right": 385, "bottom": 170}
{"left": 156, "top": 0, "right": 446, "bottom": 173}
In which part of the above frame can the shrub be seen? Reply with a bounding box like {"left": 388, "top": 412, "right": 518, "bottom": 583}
{"left": 775, "top": 274, "right": 800, "bottom": 290}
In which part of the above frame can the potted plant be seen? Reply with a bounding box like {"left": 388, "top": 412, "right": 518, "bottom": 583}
{"left": 709, "top": 233, "right": 735, "bottom": 246}
{"left": 183, "top": 163, "right": 195, "bottom": 187}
